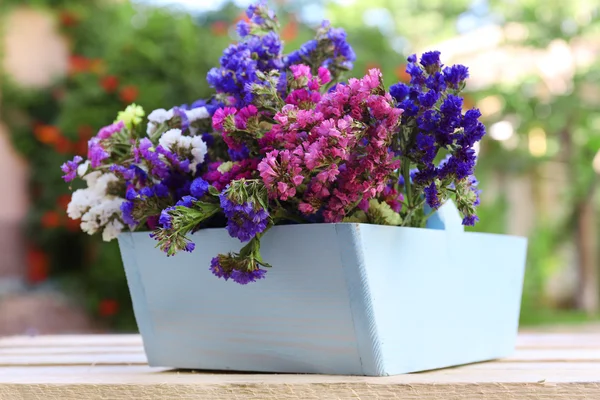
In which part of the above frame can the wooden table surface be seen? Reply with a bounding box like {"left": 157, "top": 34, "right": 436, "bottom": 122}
{"left": 0, "top": 331, "right": 599, "bottom": 399}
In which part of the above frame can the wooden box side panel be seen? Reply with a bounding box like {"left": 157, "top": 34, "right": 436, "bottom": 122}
{"left": 358, "top": 224, "right": 528, "bottom": 374}
{"left": 123, "top": 225, "right": 365, "bottom": 375}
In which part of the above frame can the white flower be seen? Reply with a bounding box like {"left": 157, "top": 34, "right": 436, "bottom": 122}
{"left": 67, "top": 189, "right": 95, "bottom": 220}
{"left": 66, "top": 172, "right": 124, "bottom": 241}
{"left": 77, "top": 160, "right": 90, "bottom": 177}
{"left": 147, "top": 108, "right": 174, "bottom": 136}
{"left": 158, "top": 128, "right": 184, "bottom": 150}
{"left": 102, "top": 218, "right": 125, "bottom": 242}
{"left": 157, "top": 128, "right": 207, "bottom": 174}
{"left": 185, "top": 107, "right": 209, "bottom": 122}
{"left": 148, "top": 108, "right": 174, "bottom": 124}
{"left": 190, "top": 136, "right": 207, "bottom": 173}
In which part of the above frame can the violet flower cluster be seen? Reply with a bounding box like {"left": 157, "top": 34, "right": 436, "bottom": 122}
{"left": 61, "top": 1, "right": 486, "bottom": 285}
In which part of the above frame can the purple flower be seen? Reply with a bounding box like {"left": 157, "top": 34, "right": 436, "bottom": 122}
{"left": 88, "top": 138, "right": 109, "bottom": 168}
{"left": 425, "top": 72, "right": 447, "bottom": 93}
{"left": 176, "top": 195, "right": 197, "bottom": 208}
{"left": 237, "top": 20, "right": 251, "bottom": 37}
{"left": 398, "top": 99, "right": 419, "bottom": 117}
{"left": 121, "top": 201, "right": 137, "bottom": 226}
{"left": 462, "top": 215, "right": 479, "bottom": 226}
{"left": 97, "top": 120, "right": 125, "bottom": 139}
{"left": 190, "top": 178, "right": 209, "bottom": 198}
{"left": 210, "top": 256, "right": 231, "bottom": 281}
{"left": 443, "top": 64, "right": 469, "bottom": 87}
{"left": 418, "top": 90, "right": 440, "bottom": 108}
{"left": 231, "top": 268, "right": 267, "bottom": 285}
{"left": 219, "top": 192, "right": 269, "bottom": 242}
{"left": 60, "top": 156, "right": 82, "bottom": 182}
{"left": 389, "top": 83, "right": 410, "bottom": 102}
{"left": 420, "top": 51, "right": 442, "bottom": 69}
{"left": 228, "top": 144, "right": 250, "bottom": 161}
{"left": 184, "top": 242, "right": 196, "bottom": 252}
{"left": 424, "top": 183, "right": 441, "bottom": 209}
{"left": 159, "top": 207, "right": 174, "bottom": 229}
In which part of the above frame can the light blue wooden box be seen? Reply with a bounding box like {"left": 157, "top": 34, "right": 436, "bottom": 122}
{"left": 118, "top": 202, "right": 527, "bottom": 376}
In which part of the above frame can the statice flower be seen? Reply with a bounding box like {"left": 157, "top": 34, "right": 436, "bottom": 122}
{"left": 61, "top": 156, "right": 83, "bottom": 182}
{"left": 210, "top": 254, "right": 267, "bottom": 284}
{"left": 206, "top": 4, "right": 283, "bottom": 106}
{"left": 258, "top": 67, "right": 401, "bottom": 222}
{"left": 390, "top": 52, "right": 486, "bottom": 224}
{"left": 219, "top": 180, "right": 270, "bottom": 242}
{"left": 285, "top": 21, "right": 356, "bottom": 79}
{"left": 67, "top": 172, "right": 126, "bottom": 241}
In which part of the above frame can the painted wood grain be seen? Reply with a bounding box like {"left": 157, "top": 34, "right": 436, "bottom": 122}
{"left": 1, "top": 332, "right": 600, "bottom": 399}
{"left": 118, "top": 216, "right": 527, "bottom": 375}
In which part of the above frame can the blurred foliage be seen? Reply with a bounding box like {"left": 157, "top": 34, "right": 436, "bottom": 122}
{"left": 1, "top": 0, "right": 236, "bottom": 330}
{"left": 2, "top": 0, "right": 599, "bottom": 329}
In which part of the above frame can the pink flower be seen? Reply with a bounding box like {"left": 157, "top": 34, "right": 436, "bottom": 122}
{"left": 318, "top": 67, "right": 331, "bottom": 85}
{"left": 290, "top": 64, "right": 311, "bottom": 81}
{"left": 97, "top": 120, "right": 125, "bottom": 139}
{"left": 234, "top": 105, "right": 258, "bottom": 130}
{"left": 298, "top": 202, "right": 314, "bottom": 214}
{"left": 212, "top": 107, "right": 237, "bottom": 131}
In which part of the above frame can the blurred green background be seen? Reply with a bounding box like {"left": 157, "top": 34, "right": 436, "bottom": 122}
{"left": 0, "top": 0, "right": 598, "bottom": 332}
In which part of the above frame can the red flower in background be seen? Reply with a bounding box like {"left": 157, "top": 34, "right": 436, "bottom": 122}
{"left": 69, "top": 55, "right": 90, "bottom": 74}
{"left": 59, "top": 11, "right": 79, "bottom": 27}
{"left": 57, "top": 195, "right": 71, "bottom": 211}
{"left": 98, "top": 299, "right": 119, "bottom": 317}
{"left": 26, "top": 247, "right": 49, "bottom": 284}
{"left": 211, "top": 21, "right": 228, "bottom": 36}
{"left": 41, "top": 211, "right": 61, "bottom": 229}
{"left": 395, "top": 63, "right": 411, "bottom": 83}
{"left": 54, "top": 136, "right": 73, "bottom": 154}
{"left": 119, "top": 85, "right": 138, "bottom": 103}
{"left": 66, "top": 218, "right": 81, "bottom": 232}
{"left": 33, "top": 124, "right": 61, "bottom": 145}
{"left": 281, "top": 18, "right": 298, "bottom": 41}
{"left": 100, "top": 75, "right": 119, "bottom": 93}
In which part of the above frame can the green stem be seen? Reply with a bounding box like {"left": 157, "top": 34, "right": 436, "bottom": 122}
{"left": 402, "top": 159, "right": 412, "bottom": 208}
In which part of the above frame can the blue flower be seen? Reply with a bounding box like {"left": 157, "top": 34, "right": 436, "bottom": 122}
{"left": 443, "top": 64, "right": 469, "bottom": 87}
{"left": 418, "top": 90, "right": 440, "bottom": 108}
{"left": 228, "top": 144, "right": 250, "bottom": 161}
{"left": 398, "top": 99, "right": 419, "bottom": 116}
{"left": 420, "top": 51, "right": 441, "bottom": 70}
{"left": 190, "top": 178, "right": 209, "bottom": 198}
{"left": 424, "top": 183, "right": 441, "bottom": 209}
{"left": 159, "top": 207, "right": 174, "bottom": 229}
{"left": 176, "top": 195, "right": 197, "bottom": 208}
{"left": 121, "top": 201, "right": 137, "bottom": 226}
{"left": 425, "top": 72, "right": 447, "bottom": 93}
{"left": 237, "top": 20, "right": 251, "bottom": 37}
{"left": 231, "top": 268, "right": 267, "bottom": 285}
{"left": 210, "top": 256, "right": 231, "bottom": 281}
{"left": 462, "top": 215, "right": 479, "bottom": 226}
{"left": 389, "top": 83, "right": 410, "bottom": 102}
{"left": 219, "top": 192, "right": 269, "bottom": 242}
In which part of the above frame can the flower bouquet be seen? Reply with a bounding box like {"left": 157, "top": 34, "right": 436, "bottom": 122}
{"left": 61, "top": 2, "right": 527, "bottom": 376}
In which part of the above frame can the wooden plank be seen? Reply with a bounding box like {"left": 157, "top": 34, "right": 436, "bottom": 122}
{"left": 3, "top": 347, "right": 599, "bottom": 366}
{"left": 516, "top": 333, "right": 600, "bottom": 348}
{"left": 0, "top": 334, "right": 142, "bottom": 348}
{"left": 3, "top": 332, "right": 599, "bottom": 350}
{"left": 0, "top": 365, "right": 599, "bottom": 399}
{"left": 0, "top": 353, "right": 147, "bottom": 366}
{"left": 1, "top": 363, "right": 600, "bottom": 383}
{"left": 0, "top": 346, "right": 144, "bottom": 356}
